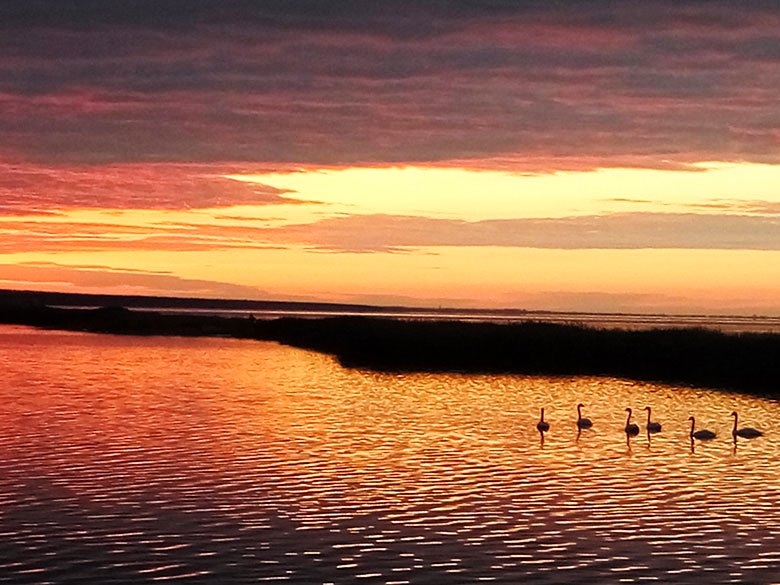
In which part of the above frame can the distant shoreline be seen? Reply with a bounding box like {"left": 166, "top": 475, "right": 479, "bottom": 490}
{"left": 0, "top": 287, "right": 530, "bottom": 318}
{"left": 2, "top": 302, "right": 779, "bottom": 398}
{"left": 2, "top": 287, "right": 779, "bottom": 333}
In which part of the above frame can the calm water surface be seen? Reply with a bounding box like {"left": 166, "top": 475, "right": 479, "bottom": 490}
{"left": 1, "top": 325, "right": 779, "bottom": 584}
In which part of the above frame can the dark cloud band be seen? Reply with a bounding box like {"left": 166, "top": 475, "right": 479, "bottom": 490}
{"left": 0, "top": 1, "right": 778, "bottom": 168}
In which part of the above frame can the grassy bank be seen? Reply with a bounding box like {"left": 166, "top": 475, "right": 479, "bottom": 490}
{"left": 2, "top": 303, "right": 779, "bottom": 397}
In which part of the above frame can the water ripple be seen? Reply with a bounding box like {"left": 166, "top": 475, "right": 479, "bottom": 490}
{"left": 1, "top": 325, "right": 779, "bottom": 584}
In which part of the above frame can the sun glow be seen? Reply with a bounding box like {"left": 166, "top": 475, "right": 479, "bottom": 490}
{"left": 226, "top": 162, "right": 780, "bottom": 221}
{"left": 2, "top": 160, "right": 780, "bottom": 314}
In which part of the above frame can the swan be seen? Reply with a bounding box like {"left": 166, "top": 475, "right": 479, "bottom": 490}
{"left": 576, "top": 403, "right": 593, "bottom": 429}
{"left": 624, "top": 407, "right": 640, "bottom": 436}
{"left": 536, "top": 408, "right": 550, "bottom": 432}
{"left": 689, "top": 416, "right": 716, "bottom": 440}
{"left": 644, "top": 406, "right": 662, "bottom": 433}
{"left": 731, "top": 411, "right": 762, "bottom": 439}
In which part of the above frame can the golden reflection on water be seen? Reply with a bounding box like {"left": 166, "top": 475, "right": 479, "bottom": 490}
{"left": 1, "top": 325, "right": 780, "bottom": 584}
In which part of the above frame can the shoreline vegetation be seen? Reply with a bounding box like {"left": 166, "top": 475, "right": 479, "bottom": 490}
{"left": 2, "top": 300, "right": 779, "bottom": 398}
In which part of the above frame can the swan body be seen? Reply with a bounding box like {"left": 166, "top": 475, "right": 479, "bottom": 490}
{"left": 624, "top": 408, "right": 640, "bottom": 436}
{"left": 689, "top": 416, "right": 716, "bottom": 440}
{"left": 576, "top": 403, "right": 593, "bottom": 429}
{"left": 644, "top": 406, "right": 662, "bottom": 433}
{"left": 731, "top": 411, "right": 762, "bottom": 439}
{"left": 536, "top": 408, "right": 550, "bottom": 432}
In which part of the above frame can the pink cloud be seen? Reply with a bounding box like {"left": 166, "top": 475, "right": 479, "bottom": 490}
{"left": 258, "top": 212, "right": 780, "bottom": 252}
{"left": 0, "top": 261, "right": 268, "bottom": 299}
{"left": 0, "top": 161, "right": 303, "bottom": 212}
{"left": 0, "top": 217, "right": 286, "bottom": 254}
{"left": 3, "top": 208, "right": 779, "bottom": 256}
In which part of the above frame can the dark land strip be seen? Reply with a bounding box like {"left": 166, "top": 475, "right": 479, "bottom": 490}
{"left": 2, "top": 303, "right": 779, "bottom": 397}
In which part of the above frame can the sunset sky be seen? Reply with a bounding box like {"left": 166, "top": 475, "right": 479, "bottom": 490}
{"left": 1, "top": 1, "right": 779, "bottom": 314}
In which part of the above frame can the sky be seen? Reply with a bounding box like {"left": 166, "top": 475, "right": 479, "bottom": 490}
{"left": 1, "top": 0, "right": 779, "bottom": 315}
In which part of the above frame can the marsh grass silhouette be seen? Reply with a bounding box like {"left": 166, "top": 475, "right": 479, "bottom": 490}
{"left": 264, "top": 316, "right": 780, "bottom": 396}
{"left": 2, "top": 304, "right": 779, "bottom": 397}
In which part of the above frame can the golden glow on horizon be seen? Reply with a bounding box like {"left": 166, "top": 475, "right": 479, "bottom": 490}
{"left": 3, "top": 246, "right": 780, "bottom": 314}
{"left": 226, "top": 162, "right": 780, "bottom": 220}
{"left": 1, "top": 161, "right": 780, "bottom": 314}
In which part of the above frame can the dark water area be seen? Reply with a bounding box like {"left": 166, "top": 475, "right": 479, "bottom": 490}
{"left": 1, "top": 325, "right": 780, "bottom": 583}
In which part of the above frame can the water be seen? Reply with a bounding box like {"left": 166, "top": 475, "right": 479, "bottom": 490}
{"left": 1, "top": 325, "right": 779, "bottom": 584}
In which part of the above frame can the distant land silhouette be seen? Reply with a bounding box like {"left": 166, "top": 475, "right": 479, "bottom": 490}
{"left": 1, "top": 289, "right": 778, "bottom": 398}
{"left": 0, "top": 288, "right": 528, "bottom": 317}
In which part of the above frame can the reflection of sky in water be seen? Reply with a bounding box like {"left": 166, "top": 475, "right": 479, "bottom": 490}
{"left": 1, "top": 325, "right": 779, "bottom": 583}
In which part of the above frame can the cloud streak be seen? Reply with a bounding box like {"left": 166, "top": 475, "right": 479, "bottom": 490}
{"left": 0, "top": 261, "right": 267, "bottom": 298}
{"left": 3, "top": 210, "right": 778, "bottom": 254}
{"left": 0, "top": 1, "right": 778, "bottom": 169}
{"left": 262, "top": 212, "right": 780, "bottom": 252}
{"left": 0, "top": 162, "right": 303, "bottom": 212}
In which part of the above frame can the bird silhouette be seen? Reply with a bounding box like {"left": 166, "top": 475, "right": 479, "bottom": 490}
{"left": 731, "top": 411, "right": 762, "bottom": 439}
{"left": 689, "top": 416, "right": 716, "bottom": 440}
{"left": 624, "top": 408, "right": 640, "bottom": 436}
{"left": 644, "top": 406, "right": 662, "bottom": 433}
{"left": 536, "top": 407, "right": 550, "bottom": 432}
{"left": 576, "top": 403, "right": 593, "bottom": 429}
